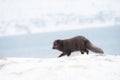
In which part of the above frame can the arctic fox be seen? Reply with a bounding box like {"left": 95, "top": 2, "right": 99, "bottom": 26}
{"left": 52, "top": 36, "right": 104, "bottom": 57}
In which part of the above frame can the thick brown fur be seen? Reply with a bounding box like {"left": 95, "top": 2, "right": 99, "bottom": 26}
{"left": 52, "top": 36, "right": 104, "bottom": 57}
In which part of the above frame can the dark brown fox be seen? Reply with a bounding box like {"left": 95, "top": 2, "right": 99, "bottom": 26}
{"left": 52, "top": 36, "right": 104, "bottom": 57}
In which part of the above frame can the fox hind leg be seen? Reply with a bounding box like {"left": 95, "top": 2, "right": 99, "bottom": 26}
{"left": 67, "top": 52, "right": 71, "bottom": 56}
{"left": 85, "top": 49, "right": 89, "bottom": 55}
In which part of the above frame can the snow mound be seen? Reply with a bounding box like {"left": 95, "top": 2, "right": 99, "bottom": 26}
{"left": 0, "top": 54, "right": 120, "bottom": 80}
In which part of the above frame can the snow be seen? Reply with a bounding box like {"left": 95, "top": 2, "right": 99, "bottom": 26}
{"left": 0, "top": 0, "right": 120, "bottom": 79}
{"left": 0, "top": 0, "right": 120, "bottom": 36}
{"left": 0, "top": 54, "right": 120, "bottom": 80}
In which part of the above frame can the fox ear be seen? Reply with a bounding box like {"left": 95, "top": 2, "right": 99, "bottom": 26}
{"left": 56, "top": 40, "right": 63, "bottom": 47}
{"left": 56, "top": 39, "right": 63, "bottom": 46}
{"left": 56, "top": 39, "right": 61, "bottom": 43}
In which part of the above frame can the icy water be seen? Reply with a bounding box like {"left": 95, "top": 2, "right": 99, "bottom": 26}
{"left": 0, "top": 26, "right": 120, "bottom": 58}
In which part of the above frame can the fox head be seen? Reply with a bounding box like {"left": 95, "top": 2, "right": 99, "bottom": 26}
{"left": 52, "top": 40, "right": 63, "bottom": 50}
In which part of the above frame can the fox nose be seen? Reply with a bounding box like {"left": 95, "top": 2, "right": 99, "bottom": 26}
{"left": 52, "top": 47, "right": 55, "bottom": 49}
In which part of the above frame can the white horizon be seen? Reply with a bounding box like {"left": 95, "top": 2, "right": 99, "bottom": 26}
{"left": 0, "top": 0, "right": 120, "bottom": 36}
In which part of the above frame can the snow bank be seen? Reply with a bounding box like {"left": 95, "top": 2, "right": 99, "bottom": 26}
{"left": 0, "top": 54, "right": 120, "bottom": 80}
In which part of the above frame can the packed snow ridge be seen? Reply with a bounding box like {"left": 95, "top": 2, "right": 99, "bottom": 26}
{"left": 0, "top": 54, "right": 120, "bottom": 80}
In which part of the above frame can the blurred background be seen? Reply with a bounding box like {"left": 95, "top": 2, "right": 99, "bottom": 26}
{"left": 0, "top": 0, "right": 120, "bottom": 58}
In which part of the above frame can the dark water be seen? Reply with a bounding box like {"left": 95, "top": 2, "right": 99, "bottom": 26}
{"left": 0, "top": 26, "right": 120, "bottom": 58}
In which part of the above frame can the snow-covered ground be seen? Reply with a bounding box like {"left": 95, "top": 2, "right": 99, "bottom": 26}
{"left": 0, "top": 54, "right": 120, "bottom": 80}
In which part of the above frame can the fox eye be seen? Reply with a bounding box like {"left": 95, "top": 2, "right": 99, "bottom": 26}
{"left": 54, "top": 43, "right": 57, "bottom": 45}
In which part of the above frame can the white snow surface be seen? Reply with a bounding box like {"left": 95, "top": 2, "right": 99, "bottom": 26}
{"left": 0, "top": 54, "right": 120, "bottom": 80}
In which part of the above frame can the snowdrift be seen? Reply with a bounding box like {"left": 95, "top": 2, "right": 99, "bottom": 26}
{"left": 0, "top": 54, "right": 120, "bottom": 80}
